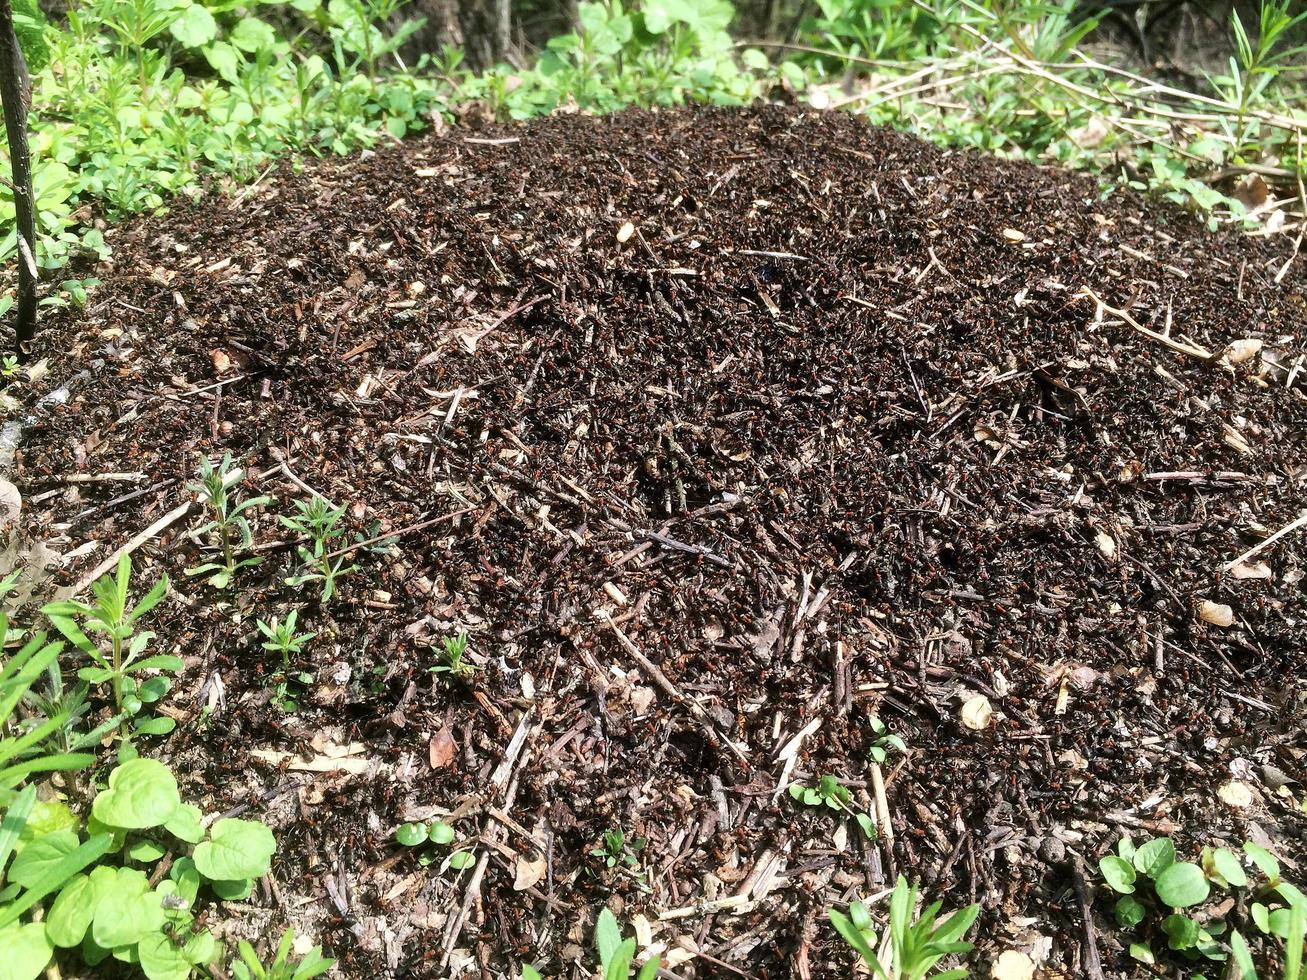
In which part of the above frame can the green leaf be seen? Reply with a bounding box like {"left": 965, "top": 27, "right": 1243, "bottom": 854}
{"left": 0, "top": 921, "right": 53, "bottom": 980}
{"left": 169, "top": 4, "right": 217, "bottom": 47}
{"left": 47, "top": 871, "right": 102, "bottom": 947}
{"left": 1209, "top": 847, "right": 1248, "bottom": 888}
{"left": 193, "top": 818, "right": 275, "bottom": 881}
{"left": 1244, "top": 842, "right": 1279, "bottom": 882}
{"left": 229, "top": 16, "right": 277, "bottom": 52}
{"left": 1128, "top": 942, "right": 1155, "bottom": 965}
{"left": 1098, "top": 855, "right": 1136, "bottom": 894}
{"left": 605, "top": 938, "right": 635, "bottom": 980}
{"left": 429, "top": 821, "right": 455, "bottom": 845}
{"left": 1162, "top": 913, "right": 1200, "bottom": 949}
{"left": 203, "top": 41, "right": 243, "bottom": 83}
{"left": 1228, "top": 930, "right": 1256, "bottom": 979}
{"left": 448, "top": 849, "right": 475, "bottom": 870}
{"left": 1133, "top": 837, "right": 1176, "bottom": 878}
{"left": 1154, "top": 862, "right": 1210, "bottom": 909}
{"left": 0, "top": 834, "right": 112, "bottom": 931}
{"left": 829, "top": 907, "right": 879, "bottom": 968}
{"left": 137, "top": 931, "right": 194, "bottom": 980}
{"left": 164, "top": 804, "right": 204, "bottom": 845}
{"left": 126, "top": 838, "right": 167, "bottom": 863}
{"left": 395, "top": 822, "right": 428, "bottom": 846}
{"left": 91, "top": 867, "right": 165, "bottom": 949}
{"left": 1114, "top": 896, "right": 1145, "bottom": 928}
{"left": 91, "top": 759, "right": 181, "bottom": 830}
{"left": 595, "top": 908, "right": 623, "bottom": 968}
{"left": 9, "top": 831, "right": 80, "bottom": 888}
{"left": 210, "top": 877, "right": 253, "bottom": 900}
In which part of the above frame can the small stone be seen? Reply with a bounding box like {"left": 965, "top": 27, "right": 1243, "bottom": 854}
{"left": 1038, "top": 836, "right": 1066, "bottom": 864}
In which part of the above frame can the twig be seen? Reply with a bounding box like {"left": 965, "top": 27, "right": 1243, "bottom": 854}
{"left": 1222, "top": 510, "right": 1307, "bottom": 573}
{"left": 1078, "top": 287, "right": 1214, "bottom": 360}
{"left": 319, "top": 505, "right": 476, "bottom": 562}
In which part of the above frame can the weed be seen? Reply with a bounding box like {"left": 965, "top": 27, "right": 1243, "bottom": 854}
{"left": 1098, "top": 834, "right": 1307, "bottom": 971}
{"left": 256, "top": 611, "right": 317, "bottom": 671}
{"left": 1, "top": 355, "right": 18, "bottom": 377}
{"left": 867, "top": 714, "right": 907, "bottom": 764}
{"left": 0, "top": 757, "right": 277, "bottom": 979}
{"left": 430, "top": 631, "right": 478, "bottom": 682}
{"left": 186, "top": 453, "right": 272, "bottom": 588}
{"left": 395, "top": 818, "right": 474, "bottom": 870}
{"left": 829, "top": 875, "right": 980, "bottom": 979}
{"left": 230, "top": 926, "right": 334, "bottom": 980}
{"left": 42, "top": 554, "right": 180, "bottom": 746}
{"left": 595, "top": 907, "right": 660, "bottom": 980}
{"left": 789, "top": 773, "right": 877, "bottom": 839}
{"left": 591, "top": 828, "right": 646, "bottom": 872}
{"left": 280, "top": 497, "right": 358, "bottom": 603}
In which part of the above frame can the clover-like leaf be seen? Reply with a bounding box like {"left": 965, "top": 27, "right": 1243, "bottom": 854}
{"left": 1154, "top": 862, "right": 1210, "bottom": 909}
{"left": 430, "top": 821, "right": 456, "bottom": 846}
{"left": 47, "top": 872, "right": 101, "bottom": 948}
{"left": 91, "top": 759, "right": 181, "bottom": 830}
{"left": 193, "top": 818, "right": 275, "bottom": 881}
{"left": 1163, "top": 913, "right": 1200, "bottom": 950}
{"left": 395, "top": 822, "right": 428, "bottom": 846}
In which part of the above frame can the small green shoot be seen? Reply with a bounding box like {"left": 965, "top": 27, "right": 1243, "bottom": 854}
{"left": 280, "top": 497, "right": 358, "bottom": 604}
{"left": 867, "top": 714, "right": 907, "bottom": 764}
{"left": 185, "top": 453, "right": 272, "bottom": 588}
{"left": 595, "top": 907, "right": 660, "bottom": 980}
{"left": 790, "top": 774, "right": 877, "bottom": 839}
{"left": 829, "top": 876, "right": 979, "bottom": 979}
{"left": 42, "top": 554, "right": 179, "bottom": 745}
{"left": 230, "top": 926, "right": 334, "bottom": 980}
{"left": 591, "top": 828, "right": 646, "bottom": 872}
{"left": 394, "top": 819, "right": 474, "bottom": 870}
{"left": 430, "top": 631, "right": 478, "bottom": 682}
{"left": 1, "top": 355, "right": 18, "bottom": 378}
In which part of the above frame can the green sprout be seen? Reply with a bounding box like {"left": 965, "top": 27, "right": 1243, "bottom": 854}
{"left": 280, "top": 497, "right": 357, "bottom": 604}
{"left": 186, "top": 452, "right": 272, "bottom": 588}
{"left": 867, "top": 715, "right": 907, "bottom": 764}
{"left": 430, "top": 631, "right": 478, "bottom": 682}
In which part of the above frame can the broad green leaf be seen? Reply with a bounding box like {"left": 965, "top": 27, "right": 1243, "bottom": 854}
{"left": 91, "top": 867, "right": 165, "bottom": 949}
{"left": 0, "top": 786, "right": 36, "bottom": 873}
{"left": 0, "top": 921, "right": 53, "bottom": 980}
{"left": 1099, "top": 854, "right": 1136, "bottom": 893}
{"left": 1154, "top": 862, "right": 1210, "bottom": 909}
{"left": 1244, "top": 842, "right": 1279, "bottom": 882}
{"left": 605, "top": 938, "right": 635, "bottom": 980}
{"left": 430, "top": 821, "right": 455, "bottom": 845}
{"left": 1114, "top": 896, "right": 1145, "bottom": 928}
{"left": 47, "top": 871, "right": 103, "bottom": 947}
{"left": 91, "top": 759, "right": 181, "bottom": 830}
{"left": 1162, "top": 913, "right": 1199, "bottom": 949}
{"left": 193, "top": 818, "right": 275, "bottom": 881}
{"left": 1133, "top": 837, "right": 1176, "bottom": 878}
{"left": 395, "top": 822, "right": 428, "bottom": 846}
{"left": 230, "top": 16, "right": 277, "bottom": 52}
{"left": 210, "top": 877, "right": 253, "bottom": 900}
{"left": 0, "top": 834, "right": 112, "bottom": 931}
{"left": 1228, "top": 930, "right": 1256, "bottom": 979}
{"left": 137, "top": 931, "right": 193, "bottom": 980}
{"left": 595, "top": 908, "right": 622, "bottom": 968}
{"left": 1208, "top": 847, "right": 1248, "bottom": 888}
{"left": 203, "top": 41, "right": 243, "bottom": 83}
{"left": 126, "top": 838, "right": 167, "bottom": 863}
{"left": 164, "top": 804, "right": 204, "bottom": 845}
{"left": 9, "top": 830, "right": 79, "bottom": 888}
{"left": 829, "top": 908, "right": 879, "bottom": 969}
{"left": 169, "top": 4, "right": 217, "bottom": 47}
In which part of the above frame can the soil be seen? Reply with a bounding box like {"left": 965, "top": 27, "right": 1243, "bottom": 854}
{"left": 4, "top": 105, "right": 1307, "bottom": 978}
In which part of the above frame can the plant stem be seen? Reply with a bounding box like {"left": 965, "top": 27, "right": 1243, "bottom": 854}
{"left": 0, "top": 0, "right": 38, "bottom": 352}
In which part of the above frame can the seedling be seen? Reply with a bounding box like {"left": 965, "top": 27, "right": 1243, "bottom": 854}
{"left": 867, "top": 715, "right": 907, "bottom": 764}
{"left": 430, "top": 631, "right": 478, "bottom": 682}
{"left": 1098, "top": 835, "right": 1307, "bottom": 971}
{"left": 591, "top": 828, "right": 646, "bottom": 872}
{"left": 231, "top": 926, "right": 334, "bottom": 980}
{"left": 280, "top": 497, "right": 358, "bottom": 603}
{"left": 595, "top": 907, "right": 661, "bottom": 980}
{"left": 42, "top": 554, "right": 180, "bottom": 745}
{"left": 1, "top": 355, "right": 18, "bottom": 377}
{"left": 829, "top": 875, "right": 979, "bottom": 979}
{"left": 257, "top": 611, "right": 317, "bottom": 671}
{"left": 186, "top": 453, "right": 272, "bottom": 588}
{"left": 395, "top": 819, "right": 474, "bottom": 870}
{"left": 789, "top": 774, "right": 877, "bottom": 840}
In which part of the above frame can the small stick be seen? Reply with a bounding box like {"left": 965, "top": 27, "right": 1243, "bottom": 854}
{"left": 47, "top": 472, "right": 147, "bottom": 485}
{"left": 319, "top": 505, "right": 475, "bottom": 561}
{"left": 1079, "top": 287, "right": 1214, "bottom": 360}
{"left": 1222, "top": 510, "right": 1307, "bottom": 572}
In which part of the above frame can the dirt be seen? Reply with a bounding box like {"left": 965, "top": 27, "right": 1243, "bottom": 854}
{"left": 4, "top": 105, "right": 1306, "bottom": 978}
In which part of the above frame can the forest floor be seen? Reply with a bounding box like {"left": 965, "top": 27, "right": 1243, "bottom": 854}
{"left": 4, "top": 106, "right": 1306, "bottom": 978}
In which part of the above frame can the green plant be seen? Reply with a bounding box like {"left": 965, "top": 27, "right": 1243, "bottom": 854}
{"left": 230, "top": 926, "right": 334, "bottom": 980}
{"left": 430, "top": 631, "right": 477, "bottom": 682}
{"left": 595, "top": 907, "right": 660, "bottom": 980}
{"left": 867, "top": 715, "right": 907, "bottom": 764}
{"left": 789, "top": 773, "right": 876, "bottom": 839}
{"left": 280, "top": 497, "right": 358, "bottom": 603}
{"left": 0, "top": 756, "right": 277, "bottom": 980}
{"left": 829, "top": 875, "right": 980, "bottom": 979}
{"left": 394, "top": 818, "right": 474, "bottom": 870}
{"left": 255, "top": 611, "right": 317, "bottom": 713}
{"left": 591, "top": 828, "right": 646, "bottom": 872}
{"left": 1, "top": 355, "right": 18, "bottom": 377}
{"left": 1098, "top": 835, "right": 1307, "bottom": 971}
{"left": 1220, "top": 0, "right": 1306, "bottom": 151}
{"left": 185, "top": 453, "right": 272, "bottom": 588}
{"left": 42, "top": 554, "right": 180, "bottom": 745}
